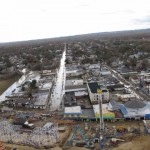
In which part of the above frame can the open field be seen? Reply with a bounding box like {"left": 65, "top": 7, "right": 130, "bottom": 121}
{"left": 0, "top": 75, "right": 20, "bottom": 95}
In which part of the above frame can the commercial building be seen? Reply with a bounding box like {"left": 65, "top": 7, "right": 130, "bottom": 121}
{"left": 93, "top": 104, "right": 115, "bottom": 120}
{"left": 65, "top": 79, "right": 83, "bottom": 86}
{"left": 63, "top": 106, "right": 95, "bottom": 120}
{"left": 65, "top": 85, "right": 87, "bottom": 93}
{"left": 108, "top": 99, "right": 150, "bottom": 120}
{"left": 87, "top": 82, "right": 109, "bottom": 104}
{"left": 64, "top": 92, "right": 77, "bottom": 106}
{"left": 64, "top": 106, "right": 82, "bottom": 118}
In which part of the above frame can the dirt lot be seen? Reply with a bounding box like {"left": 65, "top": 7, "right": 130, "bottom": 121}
{"left": 4, "top": 135, "right": 150, "bottom": 150}
{"left": 4, "top": 144, "right": 89, "bottom": 150}
{"left": 112, "top": 135, "right": 150, "bottom": 150}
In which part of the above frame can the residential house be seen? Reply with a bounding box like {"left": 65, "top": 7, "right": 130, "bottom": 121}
{"left": 106, "top": 84, "right": 124, "bottom": 91}
{"left": 129, "top": 75, "right": 140, "bottom": 84}
{"left": 89, "top": 64, "right": 100, "bottom": 69}
{"left": 65, "top": 79, "right": 83, "bottom": 86}
{"left": 100, "top": 67, "right": 111, "bottom": 76}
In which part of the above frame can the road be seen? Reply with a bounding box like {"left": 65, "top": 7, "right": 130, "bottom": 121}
{"left": 108, "top": 66, "right": 150, "bottom": 101}
{"left": 49, "top": 45, "right": 66, "bottom": 111}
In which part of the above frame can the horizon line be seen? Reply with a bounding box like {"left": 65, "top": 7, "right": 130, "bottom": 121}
{"left": 0, "top": 27, "right": 150, "bottom": 44}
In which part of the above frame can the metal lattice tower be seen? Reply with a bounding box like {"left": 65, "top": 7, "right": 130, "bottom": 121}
{"left": 99, "top": 97, "right": 104, "bottom": 131}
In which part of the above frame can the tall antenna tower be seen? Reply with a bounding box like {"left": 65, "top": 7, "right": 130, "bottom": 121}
{"left": 97, "top": 89, "right": 104, "bottom": 138}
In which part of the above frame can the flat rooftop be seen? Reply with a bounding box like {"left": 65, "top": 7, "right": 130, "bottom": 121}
{"left": 64, "top": 106, "right": 82, "bottom": 114}
{"left": 82, "top": 109, "right": 95, "bottom": 118}
{"left": 33, "top": 92, "right": 48, "bottom": 106}
{"left": 65, "top": 85, "right": 87, "bottom": 90}
{"left": 88, "top": 82, "right": 108, "bottom": 93}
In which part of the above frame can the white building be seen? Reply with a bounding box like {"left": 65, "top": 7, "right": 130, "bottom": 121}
{"left": 74, "top": 91, "right": 88, "bottom": 97}
{"left": 123, "top": 100, "right": 150, "bottom": 119}
{"left": 114, "top": 93, "right": 136, "bottom": 101}
{"left": 100, "top": 67, "right": 111, "bottom": 76}
{"left": 64, "top": 106, "right": 82, "bottom": 118}
{"left": 89, "top": 64, "right": 100, "bottom": 69}
{"left": 129, "top": 76, "right": 140, "bottom": 84}
{"left": 87, "top": 82, "right": 109, "bottom": 104}
{"left": 65, "top": 79, "right": 83, "bottom": 86}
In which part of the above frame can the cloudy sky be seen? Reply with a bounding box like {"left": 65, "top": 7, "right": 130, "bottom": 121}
{"left": 0, "top": 0, "right": 150, "bottom": 42}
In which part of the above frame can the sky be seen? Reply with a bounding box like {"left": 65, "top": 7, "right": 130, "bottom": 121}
{"left": 0, "top": 0, "right": 150, "bottom": 43}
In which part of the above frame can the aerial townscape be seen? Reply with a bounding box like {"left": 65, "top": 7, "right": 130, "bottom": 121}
{"left": 0, "top": 29, "right": 150, "bottom": 150}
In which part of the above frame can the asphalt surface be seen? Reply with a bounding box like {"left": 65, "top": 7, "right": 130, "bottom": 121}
{"left": 49, "top": 48, "right": 66, "bottom": 111}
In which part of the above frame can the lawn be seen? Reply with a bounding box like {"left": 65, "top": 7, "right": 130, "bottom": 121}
{"left": 0, "top": 75, "right": 20, "bottom": 95}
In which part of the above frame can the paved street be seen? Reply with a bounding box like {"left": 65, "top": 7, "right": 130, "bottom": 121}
{"left": 49, "top": 45, "right": 66, "bottom": 111}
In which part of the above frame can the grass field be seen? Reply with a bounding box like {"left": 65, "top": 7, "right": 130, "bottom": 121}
{"left": 0, "top": 75, "right": 20, "bottom": 95}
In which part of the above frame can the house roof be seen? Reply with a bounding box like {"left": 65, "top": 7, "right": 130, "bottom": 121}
{"left": 82, "top": 109, "right": 95, "bottom": 118}
{"left": 88, "top": 82, "right": 100, "bottom": 93}
{"left": 88, "top": 82, "right": 108, "bottom": 93}
{"left": 65, "top": 85, "right": 87, "bottom": 90}
{"left": 110, "top": 100, "right": 118, "bottom": 106}
{"left": 64, "top": 92, "right": 77, "bottom": 106}
{"left": 14, "top": 99, "right": 31, "bottom": 104}
{"left": 107, "top": 84, "right": 124, "bottom": 89}
{"left": 124, "top": 100, "right": 146, "bottom": 109}
{"left": 109, "top": 100, "right": 120, "bottom": 111}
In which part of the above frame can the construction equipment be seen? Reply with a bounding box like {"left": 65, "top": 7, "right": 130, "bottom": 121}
{"left": 111, "top": 138, "right": 125, "bottom": 146}
{"left": 111, "top": 138, "right": 125, "bottom": 142}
